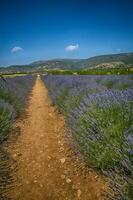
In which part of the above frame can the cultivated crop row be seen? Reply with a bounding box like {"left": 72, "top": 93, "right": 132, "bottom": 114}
{"left": 42, "top": 75, "right": 133, "bottom": 200}
{"left": 0, "top": 75, "right": 35, "bottom": 142}
{"left": 0, "top": 75, "right": 35, "bottom": 199}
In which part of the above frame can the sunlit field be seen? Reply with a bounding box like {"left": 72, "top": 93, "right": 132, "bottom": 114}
{"left": 1, "top": 0, "right": 133, "bottom": 199}
{"left": 43, "top": 75, "right": 133, "bottom": 199}
{"left": 0, "top": 75, "right": 35, "bottom": 142}
{"left": 0, "top": 74, "right": 133, "bottom": 199}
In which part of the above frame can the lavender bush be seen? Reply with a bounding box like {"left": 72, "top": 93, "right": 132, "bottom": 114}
{"left": 42, "top": 75, "right": 133, "bottom": 200}
{"left": 0, "top": 75, "right": 36, "bottom": 199}
{"left": 0, "top": 75, "right": 35, "bottom": 142}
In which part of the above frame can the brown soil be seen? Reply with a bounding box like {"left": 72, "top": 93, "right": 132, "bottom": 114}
{"left": 8, "top": 77, "right": 108, "bottom": 200}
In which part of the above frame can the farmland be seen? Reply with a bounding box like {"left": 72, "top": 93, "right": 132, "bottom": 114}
{"left": 0, "top": 75, "right": 35, "bottom": 142}
{"left": 0, "top": 75, "right": 35, "bottom": 199}
{"left": 43, "top": 75, "right": 133, "bottom": 199}
{"left": 1, "top": 0, "right": 133, "bottom": 198}
{"left": 0, "top": 74, "right": 133, "bottom": 200}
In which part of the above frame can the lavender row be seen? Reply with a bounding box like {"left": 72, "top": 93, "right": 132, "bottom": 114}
{"left": 0, "top": 75, "right": 36, "bottom": 143}
{"left": 42, "top": 75, "right": 133, "bottom": 200}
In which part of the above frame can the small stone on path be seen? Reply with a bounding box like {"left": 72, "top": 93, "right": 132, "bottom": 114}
{"left": 66, "top": 178, "right": 71, "bottom": 183}
{"left": 77, "top": 189, "right": 82, "bottom": 198}
{"left": 60, "top": 158, "right": 66, "bottom": 164}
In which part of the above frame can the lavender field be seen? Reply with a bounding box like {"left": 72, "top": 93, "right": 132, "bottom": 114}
{"left": 0, "top": 75, "right": 35, "bottom": 198}
{"left": 0, "top": 75, "right": 35, "bottom": 143}
{"left": 43, "top": 75, "right": 133, "bottom": 200}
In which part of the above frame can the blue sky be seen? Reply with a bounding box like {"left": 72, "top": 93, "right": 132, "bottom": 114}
{"left": 0, "top": 0, "right": 133, "bottom": 66}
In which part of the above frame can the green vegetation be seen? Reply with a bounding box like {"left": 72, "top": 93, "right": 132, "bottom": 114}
{"left": 0, "top": 90, "right": 22, "bottom": 114}
{"left": 0, "top": 52, "right": 133, "bottom": 74}
{"left": 76, "top": 102, "right": 133, "bottom": 170}
{"left": 45, "top": 68, "right": 133, "bottom": 75}
{"left": 0, "top": 75, "right": 35, "bottom": 142}
{"left": 0, "top": 107, "right": 13, "bottom": 141}
{"left": 43, "top": 75, "right": 133, "bottom": 199}
{"left": 30, "top": 52, "right": 133, "bottom": 70}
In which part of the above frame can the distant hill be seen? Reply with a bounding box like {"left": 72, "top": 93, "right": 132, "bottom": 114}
{"left": 31, "top": 59, "right": 83, "bottom": 70}
{"left": 0, "top": 52, "right": 133, "bottom": 73}
{"left": 83, "top": 52, "right": 133, "bottom": 69}
{"left": 0, "top": 65, "right": 33, "bottom": 73}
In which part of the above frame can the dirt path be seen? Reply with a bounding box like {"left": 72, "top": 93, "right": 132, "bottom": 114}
{"left": 8, "top": 77, "right": 108, "bottom": 200}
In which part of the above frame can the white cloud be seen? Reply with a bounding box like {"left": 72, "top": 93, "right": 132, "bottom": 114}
{"left": 116, "top": 48, "right": 121, "bottom": 52}
{"left": 11, "top": 46, "right": 24, "bottom": 53}
{"left": 65, "top": 44, "right": 79, "bottom": 52}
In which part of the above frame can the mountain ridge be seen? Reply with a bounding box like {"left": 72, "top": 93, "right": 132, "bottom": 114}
{"left": 1, "top": 52, "right": 133, "bottom": 73}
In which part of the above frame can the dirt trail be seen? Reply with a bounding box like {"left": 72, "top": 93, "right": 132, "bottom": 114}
{"left": 8, "top": 77, "right": 108, "bottom": 200}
